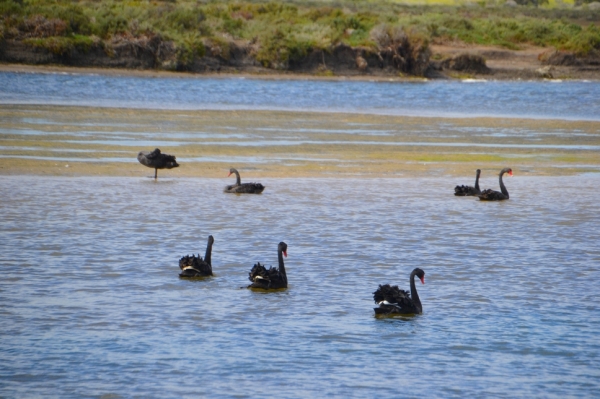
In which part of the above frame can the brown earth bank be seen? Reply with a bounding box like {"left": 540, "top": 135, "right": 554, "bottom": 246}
{"left": 1, "top": 36, "right": 600, "bottom": 80}
{"left": 430, "top": 43, "right": 600, "bottom": 80}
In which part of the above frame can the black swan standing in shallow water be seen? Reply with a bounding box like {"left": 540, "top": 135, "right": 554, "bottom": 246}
{"left": 478, "top": 167, "right": 513, "bottom": 201}
{"left": 248, "top": 242, "right": 288, "bottom": 289}
{"left": 373, "top": 268, "right": 425, "bottom": 315}
{"left": 137, "top": 148, "right": 179, "bottom": 179}
{"left": 454, "top": 169, "right": 481, "bottom": 196}
{"left": 224, "top": 168, "right": 265, "bottom": 194}
{"left": 179, "top": 235, "right": 214, "bottom": 277}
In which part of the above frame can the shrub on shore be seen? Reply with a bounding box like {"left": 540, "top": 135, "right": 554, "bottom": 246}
{"left": 1, "top": 0, "right": 599, "bottom": 72}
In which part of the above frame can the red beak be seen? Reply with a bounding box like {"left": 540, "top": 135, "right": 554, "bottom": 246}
{"left": 508, "top": 170, "right": 513, "bottom": 177}
{"left": 227, "top": 172, "right": 232, "bottom": 177}
{"left": 283, "top": 251, "right": 287, "bottom": 257}
{"left": 420, "top": 276, "right": 425, "bottom": 285}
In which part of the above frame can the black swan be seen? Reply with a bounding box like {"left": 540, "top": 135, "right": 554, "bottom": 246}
{"left": 373, "top": 268, "right": 425, "bottom": 315}
{"left": 137, "top": 148, "right": 179, "bottom": 179}
{"left": 248, "top": 242, "right": 288, "bottom": 289}
{"left": 454, "top": 169, "right": 481, "bottom": 196}
{"left": 179, "top": 235, "right": 214, "bottom": 277}
{"left": 478, "top": 167, "right": 513, "bottom": 201}
{"left": 224, "top": 168, "right": 265, "bottom": 194}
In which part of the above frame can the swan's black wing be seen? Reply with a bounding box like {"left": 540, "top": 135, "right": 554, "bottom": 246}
{"left": 373, "top": 284, "right": 416, "bottom": 314}
{"left": 478, "top": 189, "right": 507, "bottom": 201}
{"left": 249, "top": 262, "right": 267, "bottom": 278}
{"left": 179, "top": 254, "right": 202, "bottom": 270}
{"left": 248, "top": 262, "right": 284, "bottom": 288}
{"left": 145, "top": 148, "right": 162, "bottom": 159}
{"left": 235, "top": 183, "right": 265, "bottom": 194}
{"left": 248, "top": 262, "right": 271, "bottom": 288}
{"left": 158, "top": 152, "right": 179, "bottom": 169}
{"left": 179, "top": 254, "right": 212, "bottom": 277}
{"left": 454, "top": 185, "right": 480, "bottom": 196}
{"left": 140, "top": 148, "right": 179, "bottom": 169}
{"left": 373, "top": 284, "right": 411, "bottom": 304}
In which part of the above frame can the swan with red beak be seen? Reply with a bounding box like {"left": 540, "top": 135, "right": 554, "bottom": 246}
{"left": 478, "top": 167, "right": 513, "bottom": 201}
{"left": 224, "top": 168, "right": 265, "bottom": 194}
{"left": 248, "top": 242, "right": 288, "bottom": 289}
{"left": 373, "top": 268, "right": 425, "bottom": 315}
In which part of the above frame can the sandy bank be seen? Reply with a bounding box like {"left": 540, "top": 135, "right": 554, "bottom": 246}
{"left": 1, "top": 105, "right": 599, "bottom": 178}
{"left": 0, "top": 63, "right": 423, "bottom": 82}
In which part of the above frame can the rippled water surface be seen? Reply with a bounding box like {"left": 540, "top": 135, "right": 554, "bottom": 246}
{"left": 2, "top": 71, "right": 600, "bottom": 120}
{"left": 1, "top": 176, "right": 599, "bottom": 398}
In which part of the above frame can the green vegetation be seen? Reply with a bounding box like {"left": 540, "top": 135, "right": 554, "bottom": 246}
{"left": 23, "top": 34, "right": 96, "bottom": 55}
{"left": 1, "top": 0, "right": 599, "bottom": 69}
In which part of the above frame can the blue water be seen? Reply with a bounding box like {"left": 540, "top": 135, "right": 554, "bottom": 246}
{"left": 1, "top": 176, "right": 600, "bottom": 398}
{"left": 1, "top": 71, "right": 600, "bottom": 398}
{"left": 1, "top": 71, "right": 599, "bottom": 120}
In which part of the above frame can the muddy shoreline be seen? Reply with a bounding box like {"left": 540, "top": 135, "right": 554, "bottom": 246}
{"left": 1, "top": 105, "right": 599, "bottom": 178}
{"left": 0, "top": 62, "right": 424, "bottom": 82}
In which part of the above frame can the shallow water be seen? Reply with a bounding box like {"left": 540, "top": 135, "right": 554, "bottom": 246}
{"left": 2, "top": 71, "right": 600, "bottom": 120}
{"left": 1, "top": 175, "right": 599, "bottom": 398}
{"left": 2, "top": 105, "right": 599, "bottom": 176}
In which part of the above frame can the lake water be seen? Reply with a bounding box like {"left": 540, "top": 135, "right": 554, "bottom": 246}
{"left": 1, "top": 71, "right": 600, "bottom": 398}
{"left": 1, "top": 71, "right": 600, "bottom": 120}
{"left": 1, "top": 175, "right": 599, "bottom": 398}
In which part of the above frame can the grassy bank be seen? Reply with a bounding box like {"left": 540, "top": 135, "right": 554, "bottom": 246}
{"left": 1, "top": 0, "right": 599, "bottom": 73}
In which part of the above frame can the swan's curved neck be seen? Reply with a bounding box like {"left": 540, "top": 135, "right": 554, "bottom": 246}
{"left": 205, "top": 240, "right": 213, "bottom": 266}
{"left": 233, "top": 170, "right": 241, "bottom": 186}
{"left": 474, "top": 172, "right": 480, "bottom": 191}
{"left": 410, "top": 270, "right": 422, "bottom": 313}
{"left": 278, "top": 248, "right": 287, "bottom": 286}
{"left": 499, "top": 171, "right": 509, "bottom": 198}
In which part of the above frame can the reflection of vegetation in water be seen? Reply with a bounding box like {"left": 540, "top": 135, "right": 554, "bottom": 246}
{"left": 1, "top": 0, "right": 599, "bottom": 69}
{"left": 1, "top": 105, "right": 599, "bottom": 177}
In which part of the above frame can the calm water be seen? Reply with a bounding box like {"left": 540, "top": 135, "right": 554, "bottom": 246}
{"left": 1, "top": 175, "right": 599, "bottom": 398}
{"left": 1, "top": 71, "right": 600, "bottom": 120}
{"left": 1, "top": 71, "right": 600, "bottom": 397}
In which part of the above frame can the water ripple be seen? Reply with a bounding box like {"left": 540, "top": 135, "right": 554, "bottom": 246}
{"left": 1, "top": 176, "right": 599, "bottom": 398}
{"left": 1, "top": 72, "right": 599, "bottom": 120}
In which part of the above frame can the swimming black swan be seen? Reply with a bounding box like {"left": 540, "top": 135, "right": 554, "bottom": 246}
{"left": 478, "top": 167, "right": 513, "bottom": 201}
{"left": 373, "top": 268, "right": 425, "bottom": 315}
{"left": 248, "top": 242, "right": 288, "bottom": 289}
{"left": 137, "top": 148, "right": 179, "bottom": 179}
{"left": 454, "top": 169, "right": 481, "bottom": 196}
{"left": 179, "top": 235, "right": 214, "bottom": 277}
{"left": 224, "top": 168, "right": 265, "bottom": 194}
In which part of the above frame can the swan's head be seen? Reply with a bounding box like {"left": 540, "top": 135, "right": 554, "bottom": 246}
{"left": 476, "top": 169, "right": 481, "bottom": 176}
{"left": 413, "top": 268, "right": 425, "bottom": 284}
{"left": 278, "top": 241, "right": 288, "bottom": 257}
{"left": 228, "top": 168, "right": 237, "bottom": 177}
{"left": 207, "top": 235, "right": 214, "bottom": 245}
{"left": 501, "top": 167, "right": 513, "bottom": 177}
